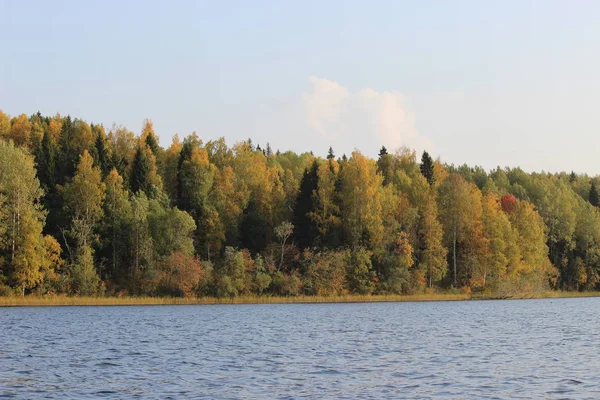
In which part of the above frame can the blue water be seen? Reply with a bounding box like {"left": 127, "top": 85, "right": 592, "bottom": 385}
{"left": 1, "top": 298, "right": 600, "bottom": 399}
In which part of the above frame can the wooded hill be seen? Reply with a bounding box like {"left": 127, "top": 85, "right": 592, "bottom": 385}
{"left": 0, "top": 110, "right": 597, "bottom": 297}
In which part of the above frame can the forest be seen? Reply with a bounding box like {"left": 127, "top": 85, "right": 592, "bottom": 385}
{"left": 0, "top": 110, "right": 599, "bottom": 298}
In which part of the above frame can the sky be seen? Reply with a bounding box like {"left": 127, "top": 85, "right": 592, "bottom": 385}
{"left": 2, "top": 0, "right": 600, "bottom": 174}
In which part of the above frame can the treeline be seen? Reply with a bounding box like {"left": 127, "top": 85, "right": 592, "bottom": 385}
{"left": 0, "top": 110, "right": 598, "bottom": 297}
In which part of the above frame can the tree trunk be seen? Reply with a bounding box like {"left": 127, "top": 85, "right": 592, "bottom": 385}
{"left": 453, "top": 222, "right": 457, "bottom": 287}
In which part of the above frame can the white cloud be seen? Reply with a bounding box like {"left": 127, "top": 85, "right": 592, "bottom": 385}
{"left": 302, "top": 76, "right": 432, "bottom": 155}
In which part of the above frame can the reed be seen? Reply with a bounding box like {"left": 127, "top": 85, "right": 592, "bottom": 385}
{"left": 0, "top": 293, "right": 469, "bottom": 307}
{"left": 1, "top": 291, "right": 598, "bottom": 307}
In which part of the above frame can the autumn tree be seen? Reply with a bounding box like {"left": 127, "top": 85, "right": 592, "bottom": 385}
{"left": 417, "top": 190, "right": 447, "bottom": 288}
{"left": 63, "top": 150, "right": 106, "bottom": 292}
{"left": 0, "top": 140, "right": 49, "bottom": 294}
{"left": 0, "top": 110, "right": 10, "bottom": 138}
{"left": 8, "top": 114, "right": 32, "bottom": 147}
{"left": 339, "top": 151, "right": 384, "bottom": 250}
{"left": 438, "top": 173, "right": 485, "bottom": 286}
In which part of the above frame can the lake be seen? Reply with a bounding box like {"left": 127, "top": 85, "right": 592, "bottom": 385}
{"left": 1, "top": 298, "right": 600, "bottom": 399}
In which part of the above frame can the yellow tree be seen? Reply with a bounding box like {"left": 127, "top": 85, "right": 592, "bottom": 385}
{"left": 0, "top": 110, "right": 10, "bottom": 138}
{"left": 309, "top": 158, "right": 342, "bottom": 247}
{"left": 478, "top": 193, "right": 520, "bottom": 288}
{"left": 8, "top": 114, "right": 32, "bottom": 147}
{"left": 162, "top": 134, "right": 182, "bottom": 201}
{"left": 506, "top": 198, "right": 555, "bottom": 287}
{"left": 438, "top": 173, "right": 485, "bottom": 287}
{"left": 63, "top": 150, "right": 106, "bottom": 293}
{"left": 64, "top": 150, "right": 106, "bottom": 249}
{"left": 0, "top": 140, "right": 48, "bottom": 293}
{"left": 339, "top": 151, "right": 384, "bottom": 250}
{"left": 47, "top": 114, "right": 63, "bottom": 144}
{"left": 418, "top": 189, "right": 448, "bottom": 288}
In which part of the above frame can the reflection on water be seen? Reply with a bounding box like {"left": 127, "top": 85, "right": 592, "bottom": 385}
{"left": 1, "top": 298, "right": 600, "bottom": 399}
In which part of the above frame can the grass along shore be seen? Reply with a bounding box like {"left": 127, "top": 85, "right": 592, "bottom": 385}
{"left": 1, "top": 291, "right": 599, "bottom": 306}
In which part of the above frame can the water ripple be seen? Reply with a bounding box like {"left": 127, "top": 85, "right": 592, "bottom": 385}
{"left": 2, "top": 299, "right": 600, "bottom": 398}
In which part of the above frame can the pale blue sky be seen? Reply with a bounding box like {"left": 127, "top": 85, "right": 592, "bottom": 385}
{"left": 2, "top": 0, "right": 600, "bottom": 173}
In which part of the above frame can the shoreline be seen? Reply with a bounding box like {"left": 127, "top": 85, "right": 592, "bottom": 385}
{"left": 1, "top": 291, "right": 599, "bottom": 307}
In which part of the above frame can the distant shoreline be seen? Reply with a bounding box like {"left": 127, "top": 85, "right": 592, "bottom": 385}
{"left": 2, "top": 291, "right": 599, "bottom": 307}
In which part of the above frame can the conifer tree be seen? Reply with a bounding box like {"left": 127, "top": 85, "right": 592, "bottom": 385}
{"left": 590, "top": 181, "right": 599, "bottom": 207}
{"left": 293, "top": 160, "right": 319, "bottom": 249}
{"left": 36, "top": 130, "right": 56, "bottom": 191}
{"left": 420, "top": 151, "right": 435, "bottom": 186}
{"left": 376, "top": 146, "right": 393, "bottom": 186}
{"left": 327, "top": 146, "right": 335, "bottom": 160}
{"left": 130, "top": 146, "right": 150, "bottom": 194}
{"left": 94, "top": 130, "right": 111, "bottom": 178}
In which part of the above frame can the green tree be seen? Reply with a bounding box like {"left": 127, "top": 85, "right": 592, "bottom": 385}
{"left": 100, "top": 169, "right": 132, "bottom": 282}
{"left": 589, "top": 181, "right": 599, "bottom": 207}
{"left": 293, "top": 160, "right": 319, "bottom": 249}
{"left": 420, "top": 151, "right": 435, "bottom": 186}
{"left": 346, "top": 247, "right": 376, "bottom": 294}
{"left": 35, "top": 130, "right": 56, "bottom": 191}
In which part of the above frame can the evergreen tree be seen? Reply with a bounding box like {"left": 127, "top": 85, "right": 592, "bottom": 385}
{"left": 376, "top": 146, "right": 393, "bottom": 186}
{"left": 420, "top": 151, "right": 435, "bottom": 186}
{"left": 293, "top": 160, "right": 319, "bottom": 249}
{"left": 145, "top": 131, "right": 160, "bottom": 156}
{"left": 35, "top": 130, "right": 55, "bottom": 191}
{"left": 590, "top": 181, "right": 599, "bottom": 207}
{"left": 241, "top": 199, "right": 269, "bottom": 254}
{"left": 327, "top": 146, "right": 335, "bottom": 160}
{"left": 569, "top": 171, "right": 577, "bottom": 183}
{"left": 56, "top": 116, "right": 76, "bottom": 185}
{"left": 130, "top": 146, "right": 149, "bottom": 194}
{"left": 94, "top": 131, "right": 111, "bottom": 178}
{"left": 265, "top": 142, "right": 273, "bottom": 157}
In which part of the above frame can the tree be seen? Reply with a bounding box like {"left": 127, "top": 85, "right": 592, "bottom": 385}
{"left": 100, "top": 169, "right": 131, "bottom": 281}
{"left": 130, "top": 192, "right": 153, "bottom": 280}
{"left": 63, "top": 151, "right": 106, "bottom": 291}
{"left": 339, "top": 151, "right": 384, "bottom": 250}
{"left": 420, "top": 151, "right": 435, "bottom": 186}
{"left": 93, "top": 127, "right": 112, "bottom": 178}
{"left": 63, "top": 150, "right": 106, "bottom": 250}
{"left": 0, "top": 140, "right": 48, "bottom": 294}
{"left": 381, "top": 232, "right": 414, "bottom": 294}
{"left": 293, "top": 161, "right": 319, "bottom": 249}
{"left": 142, "top": 119, "right": 160, "bottom": 156}
{"left": 590, "top": 181, "right": 599, "bottom": 207}
{"left": 309, "top": 158, "right": 342, "bottom": 248}
{"left": 346, "top": 247, "right": 376, "bottom": 294}
{"left": 376, "top": 146, "right": 393, "bottom": 186}
{"left": 0, "top": 110, "right": 10, "bottom": 138}
{"left": 35, "top": 130, "right": 56, "bottom": 191}
{"left": 130, "top": 146, "right": 150, "bottom": 194}
{"left": 274, "top": 221, "right": 294, "bottom": 270}
{"left": 438, "top": 173, "right": 484, "bottom": 286}
{"left": 478, "top": 193, "right": 520, "bottom": 288}
{"left": 327, "top": 146, "right": 335, "bottom": 160}
{"left": 8, "top": 114, "right": 32, "bottom": 147}
{"left": 417, "top": 191, "right": 447, "bottom": 287}
{"left": 161, "top": 252, "right": 203, "bottom": 297}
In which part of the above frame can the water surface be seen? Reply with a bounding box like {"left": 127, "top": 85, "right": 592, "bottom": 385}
{"left": 1, "top": 298, "right": 600, "bottom": 399}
